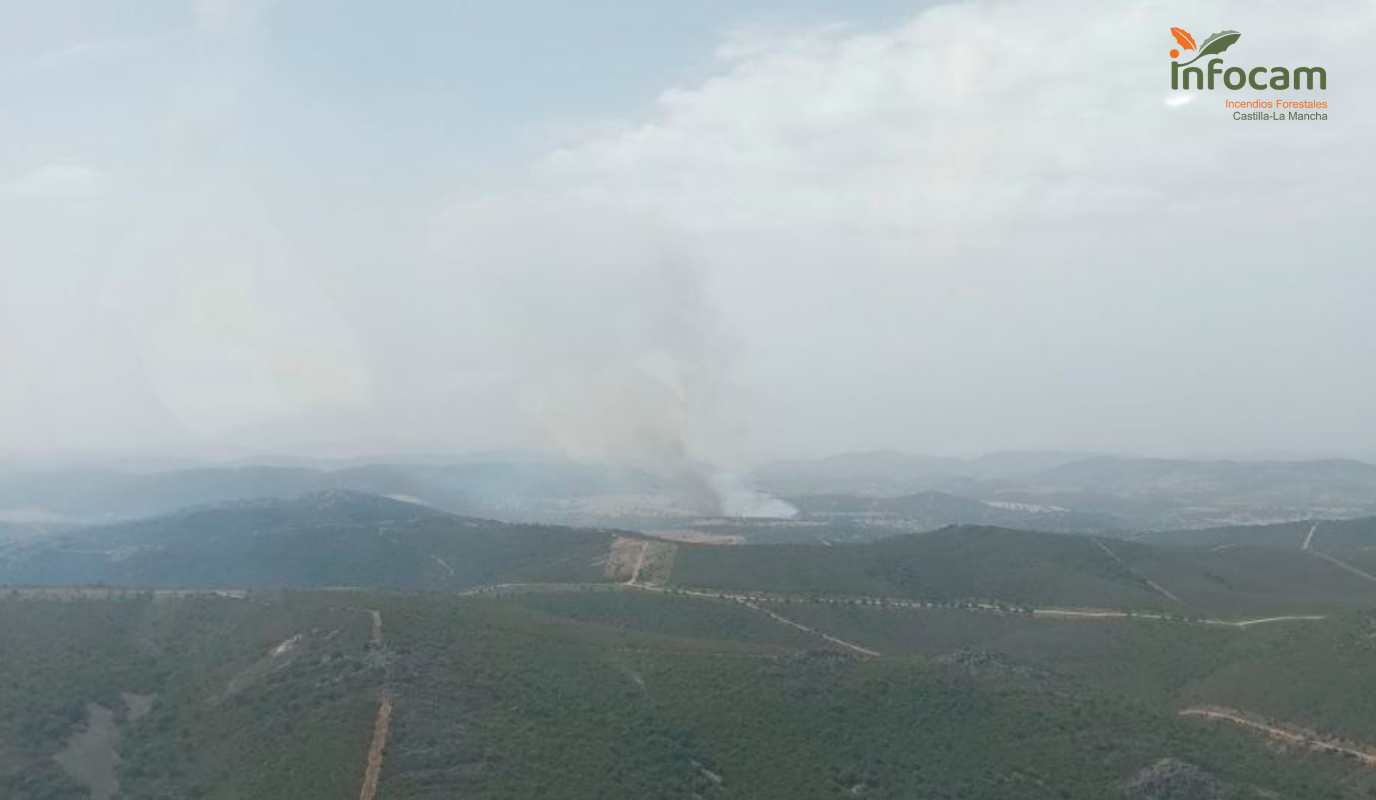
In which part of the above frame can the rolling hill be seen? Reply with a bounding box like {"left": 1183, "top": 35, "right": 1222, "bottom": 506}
{"left": 667, "top": 525, "right": 1376, "bottom": 617}
{"left": 669, "top": 526, "right": 1165, "bottom": 609}
{"left": 5, "top": 494, "right": 1376, "bottom": 798}
{"left": 0, "top": 491, "right": 619, "bottom": 590}
{"left": 1141, "top": 516, "right": 1376, "bottom": 551}
{"left": 0, "top": 459, "right": 663, "bottom": 524}
{"left": 10, "top": 496, "right": 1376, "bottom": 620}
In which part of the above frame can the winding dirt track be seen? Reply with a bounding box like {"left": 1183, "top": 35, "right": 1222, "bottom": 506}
{"left": 1180, "top": 707, "right": 1376, "bottom": 767}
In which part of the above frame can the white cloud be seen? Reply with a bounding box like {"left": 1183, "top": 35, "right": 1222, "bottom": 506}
{"left": 3, "top": 0, "right": 1374, "bottom": 461}
{"left": 539, "top": 1, "right": 1369, "bottom": 234}
{"left": 433, "top": 0, "right": 1376, "bottom": 459}
{"left": 194, "top": 0, "right": 273, "bottom": 33}
{"left": 4, "top": 164, "right": 107, "bottom": 199}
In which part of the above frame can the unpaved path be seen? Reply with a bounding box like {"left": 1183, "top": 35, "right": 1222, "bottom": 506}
{"left": 460, "top": 580, "right": 1327, "bottom": 630}
{"left": 629, "top": 540, "right": 649, "bottom": 585}
{"left": 367, "top": 609, "right": 383, "bottom": 647}
{"left": 739, "top": 600, "right": 881, "bottom": 657}
{"left": 1094, "top": 538, "right": 1182, "bottom": 603}
{"left": 1031, "top": 608, "right": 1327, "bottom": 627}
{"left": 1226, "top": 614, "right": 1329, "bottom": 627}
{"left": 1311, "top": 550, "right": 1376, "bottom": 585}
{"left": 1180, "top": 706, "right": 1376, "bottom": 766}
{"left": 604, "top": 536, "right": 645, "bottom": 583}
{"left": 622, "top": 581, "right": 880, "bottom": 656}
{"left": 622, "top": 538, "right": 676, "bottom": 587}
{"left": 358, "top": 608, "right": 391, "bottom": 800}
{"left": 358, "top": 693, "right": 393, "bottom": 800}
{"left": 1296, "top": 521, "right": 1376, "bottom": 585}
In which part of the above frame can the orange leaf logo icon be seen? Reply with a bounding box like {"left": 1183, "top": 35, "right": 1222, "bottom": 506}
{"left": 1170, "top": 27, "right": 1197, "bottom": 50}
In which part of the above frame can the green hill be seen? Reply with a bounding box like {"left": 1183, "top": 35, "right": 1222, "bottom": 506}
{"left": 668, "top": 525, "right": 1376, "bottom": 618}
{"left": 0, "top": 492, "right": 618, "bottom": 590}
{"left": 670, "top": 526, "right": 1174, "bottom": 610}
{"left": 1142, "top": 516, "right": 1376, "bottom": 551}
{"left": 1105, "top": 539, "right": 1376, "bottom": 616}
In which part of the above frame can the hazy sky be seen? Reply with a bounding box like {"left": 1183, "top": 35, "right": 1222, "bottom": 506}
{"left": 2, "top": 0, "right": 1374, "bottom": 467}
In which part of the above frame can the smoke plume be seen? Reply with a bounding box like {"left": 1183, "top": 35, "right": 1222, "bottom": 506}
{"left": 440, "top": 193, "right": 794, "bottom": 517}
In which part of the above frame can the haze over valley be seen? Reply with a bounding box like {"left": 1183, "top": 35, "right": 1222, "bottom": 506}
{"left": 5, "top": 0, "right": 1376, "bottom": 798}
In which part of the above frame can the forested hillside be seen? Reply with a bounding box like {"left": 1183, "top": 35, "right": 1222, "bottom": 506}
{"left": 0, "top": 492, "right": 618, "bottom": 590}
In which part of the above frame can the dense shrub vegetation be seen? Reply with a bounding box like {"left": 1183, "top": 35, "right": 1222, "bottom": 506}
{"left": 0, "top": 592, "right": 378, "bottom": 799}
{"left": 371, "top": 591, "right": 1376, "bottom": 799}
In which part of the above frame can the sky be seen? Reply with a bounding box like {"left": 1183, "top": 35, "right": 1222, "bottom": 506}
{"left": 2, "top": 0, "right": 1374, "bottom": 468}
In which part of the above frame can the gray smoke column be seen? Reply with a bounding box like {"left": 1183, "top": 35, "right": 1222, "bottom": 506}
{"left": 439, "top": 194, "right": 795, "bottom": 517}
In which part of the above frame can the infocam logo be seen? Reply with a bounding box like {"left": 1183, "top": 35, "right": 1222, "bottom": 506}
{"left": 1168, "top": 27, "right": 1327, "bottom": 91}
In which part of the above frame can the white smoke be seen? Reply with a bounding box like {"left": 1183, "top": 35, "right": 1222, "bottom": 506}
{"left": 436, "top": 191, "right": 793, "bottom": 517}
{"left": 710, "top": 472, "right": 798, "bottom": 518}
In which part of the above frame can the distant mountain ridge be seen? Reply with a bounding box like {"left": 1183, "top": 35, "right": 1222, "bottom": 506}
{"left": 753, "top": 452, "right": 1376, "bottom": 530}
{"left": 784, "top": 490, "right": 1123, "bottom": 534}
{"left": 6, "top": 490, "right": 1376, "bottom": 620}
{"left": 0, "top": 460, "right": 664, "bottom": 523}
{"left": 0, "top": 491, "right": 618, "bottom": 590}
{"left": 5, "top": 452, "right": 1376, "bottom": 537}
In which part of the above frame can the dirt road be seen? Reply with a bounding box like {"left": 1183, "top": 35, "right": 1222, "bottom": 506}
{"left": 462, "top": 579, "right": 1327, "bottom": 630}
{"left": 1180, "top": 706, "right": 1376, "bottom": 767}
{"left": 1032, "top": 608, "right": 1327, "bottom": 627}
{"left": 1094, "top": 538, "right": 1182, "bottom": 603}
{"left": 1225, "top": 614, "right": 1329, "bottom": 627}
{"left": 629, "top": 540, "right": 649, "bottom": 585}
{"left": 739, "top": 600, "right": 882, "bottom": 657}
{"left": 358, "top": 692, "right": 393, "bottom": 800}
{"left": 358, "top": 608, "right": 392, "bottom": 800}
{"left": 1312, "top": 550, "right": 1376, "bottom": 585}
